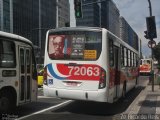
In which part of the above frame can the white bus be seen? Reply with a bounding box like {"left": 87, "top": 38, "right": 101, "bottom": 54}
{"left": 139, "top": 59, "right": 152, "bottom": 75}
{"left": 0, "top": 31, "right": 37, "bottom": 112}
{"left": 43, "top": 27, "right": 139, "bottom": 103}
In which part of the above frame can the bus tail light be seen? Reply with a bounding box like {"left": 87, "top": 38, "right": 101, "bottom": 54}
{"left": 99, "top": 68, "right": 106, "bottom": 89}
{"left": 43, "top": 66, "right": 48, "bottom": 85}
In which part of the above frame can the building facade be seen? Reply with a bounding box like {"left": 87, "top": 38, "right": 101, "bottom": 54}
{"left": 0, "top": 0, "right": 70, "bottom": 63}
{"left": 12, "top": 0, "right": 57, "bottom": 63}
{"left": 119, "top": 16, "right": 139, "bottom": 50}
{"left": 101, "top": 0, "right": 120, "bottom": 37}
{"left": 57, "top": 0, "right": 70, "bottom": 27}
{"left": 76, "top": 0, "right": 100, "bottom": 27}
{"left": 76, "top": 0, "right": 119, "bottom": 36}
{"left": 0, "top": 0, "right": 13, "bottom": 32}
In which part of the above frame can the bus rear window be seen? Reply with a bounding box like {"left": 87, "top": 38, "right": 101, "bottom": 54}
{"left": 48, "top": 31, "right": 102, "bottom": 60}
{"left": 0, "top": 40, "right": 16, "bottom": 68}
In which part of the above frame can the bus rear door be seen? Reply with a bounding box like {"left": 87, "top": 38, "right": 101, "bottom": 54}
{"left": 113, "top": 46, "right": 120, "bottom": 99}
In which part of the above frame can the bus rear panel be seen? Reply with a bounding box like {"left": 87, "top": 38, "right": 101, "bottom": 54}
{"left": 140, "top": 59, "right": 152, "bottom": 75}
{"left": 43, "top": 27, "right": 139, "bottom": 103}
{"left": 43, "top": 28, "right": 109, "bottom": 102}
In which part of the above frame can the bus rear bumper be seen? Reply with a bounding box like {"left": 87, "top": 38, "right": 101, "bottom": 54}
{"left": 43, "top": 85, "right": 108, "bottom": 102}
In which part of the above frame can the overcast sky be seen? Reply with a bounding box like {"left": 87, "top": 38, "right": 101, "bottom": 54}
{"left": 113, "top": 0, "right": 160, "bottom": 57}
{"left": 69, "top": 0, "right": 160, "bottom": 57}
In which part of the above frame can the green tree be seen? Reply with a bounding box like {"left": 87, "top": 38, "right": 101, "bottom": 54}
{"left": 153, "top": 42, "right": 160, "bottom": 65}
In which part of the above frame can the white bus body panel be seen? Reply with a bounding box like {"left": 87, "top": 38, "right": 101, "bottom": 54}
{"left": 43, "top": 27, "right": 139, "bottom": 103}
{"left": 0, "top": 31, "right": 37, "bottom": 108}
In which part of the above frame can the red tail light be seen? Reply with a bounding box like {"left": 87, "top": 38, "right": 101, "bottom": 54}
{"left": 43, "top": 66, "right": 48, "bottom": 85}
{"left": 99, "top": 68, "right": 106, "bottom": 89}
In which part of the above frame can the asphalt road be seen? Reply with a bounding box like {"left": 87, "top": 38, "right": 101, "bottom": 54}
{"left": 1, "top": 76, "right": 149, "bottom": 120}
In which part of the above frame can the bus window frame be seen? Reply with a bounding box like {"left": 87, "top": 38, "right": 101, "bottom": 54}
{"left": 120, "top": 45, "right": 124, "bottom": 67}
{"left": 47, "top": 31, "right": 102, "bottom": 61}
{"left": 0, "top": 39, "right": 16, "bottom": 68}
{"left": 109, "top": 39, "right": 114, "bottom": 67}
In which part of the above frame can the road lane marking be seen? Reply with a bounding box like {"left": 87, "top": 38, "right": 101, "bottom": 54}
{"left": 156, "top": 96, "right": 160, "bottom": 114}
{"left": 38, "top": 95, "right": 63, "bottom": 99}
{"left": 17, "top": 100, "right": 73, "bottom": 120}
{"left": 38, "top": 96, "right": 56, "bottom": 98}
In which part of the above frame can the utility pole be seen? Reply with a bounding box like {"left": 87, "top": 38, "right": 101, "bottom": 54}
{"left": 148, "top": 0, "right": 152, "bottom": 16}
{"left": 144, "top": 1, "right": 157, "bottom": 92}
{"left": 148, "top": 0, "right": 154, "bottom": 92}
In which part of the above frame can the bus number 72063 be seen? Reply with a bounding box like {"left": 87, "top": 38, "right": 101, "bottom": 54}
{"left": 68, "top": 66, "right": 100, "bottom": 76}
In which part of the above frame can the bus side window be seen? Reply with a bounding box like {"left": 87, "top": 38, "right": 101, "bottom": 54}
{"left": 136, "top": 55, "right": 138, "bottom": 67}
{"left": 109, "top": 39, "right": 114, "bottom": 67}
{"left": 128, "top": 49, "right": 130, "bottom": 67}
{"left": 124, "top": 47, "right": 127, "bottom": 67}
{"left": 0, "top": 40, "right": 16, "bottom": 68}
{"left": 121, "top": 45, "right": 124, "bottom": 67}
{"left": 20, "top": 48, "right": 25, "bottom": 73}
{"left": 147, "top": 60, "right": 150, "bottom": 64}
{"left": 133, "top": 53, "right": 136, "bottom": 67}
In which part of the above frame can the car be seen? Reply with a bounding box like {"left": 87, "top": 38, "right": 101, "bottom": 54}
{"left": 38, "top": 68, "right": 44, "bottom": 87}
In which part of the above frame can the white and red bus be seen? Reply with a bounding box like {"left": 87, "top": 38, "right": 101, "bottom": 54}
{"left": 43, "top": 27, "right": 139, "bottom": 103}
{"left": 139, "top": 59, "right": 152, "bottom": 75}
{"left": 0, "top": 31, "right": 37, "bottom": 112}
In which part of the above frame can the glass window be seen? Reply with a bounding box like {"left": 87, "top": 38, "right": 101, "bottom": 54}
{"left": 134, "top": 53, "right": 137, "bottom": 67}
{"left": 48, "top": 31, "right": 102, "bottom": 60}
{"left": 20, "top": 49, "right": 24, "bottom": 73}
{"left": 136, "top": 55, "right": 138, "bottom": 67}
{"left": 26, "top": 49, "right": 31, "bottom": 73}
{"left": 131, "top": 52, "right": 134, "bottom": 67}
{"left": 146, "top": 60, "right": 151, "bottom": 64}
{"left": 0, "top": 40, "right": 16, "bottom": 68}
{"left": 128, "top": 50, "right": 130, "bottom": 67}
{"left": 124, "top": 47, "right": 127, "bottom": 67}
{"left": 109, "top": 39, "right": 114, "bottom": 67}
{"left": 121, "top": 46, "right": 124, "bottom": 67}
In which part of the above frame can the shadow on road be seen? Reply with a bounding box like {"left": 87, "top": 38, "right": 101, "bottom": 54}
{"left": 53, "top": 86, "right": 145, "bottom": 116}
{"left": 0, "top": 101, "right": 54, "bottom": 116}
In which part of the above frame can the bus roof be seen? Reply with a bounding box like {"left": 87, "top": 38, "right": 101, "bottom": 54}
{"left": 48, "top": 27, "right": 102, "bottom": 33}
{"left": 0, "top": 31, "right": 33, "bottom": 45}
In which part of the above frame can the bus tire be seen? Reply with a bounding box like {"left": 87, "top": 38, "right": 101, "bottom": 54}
{"left": 0, "top": 91, "right": 16, "bottom": 113}
{"left": 122, "top": 81, "right": 126, "bottom": 98}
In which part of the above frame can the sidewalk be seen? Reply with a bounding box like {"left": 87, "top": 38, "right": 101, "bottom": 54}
{"left": 121, "top": 84, "right": 160, "bottom": 120}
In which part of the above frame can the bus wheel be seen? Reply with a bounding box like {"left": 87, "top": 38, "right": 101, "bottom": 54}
{"left": 122, "top": 81, "right": 126, "bottom": 98}
{"left": 0, "top": 92, "right": 14, "bottom": 112}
